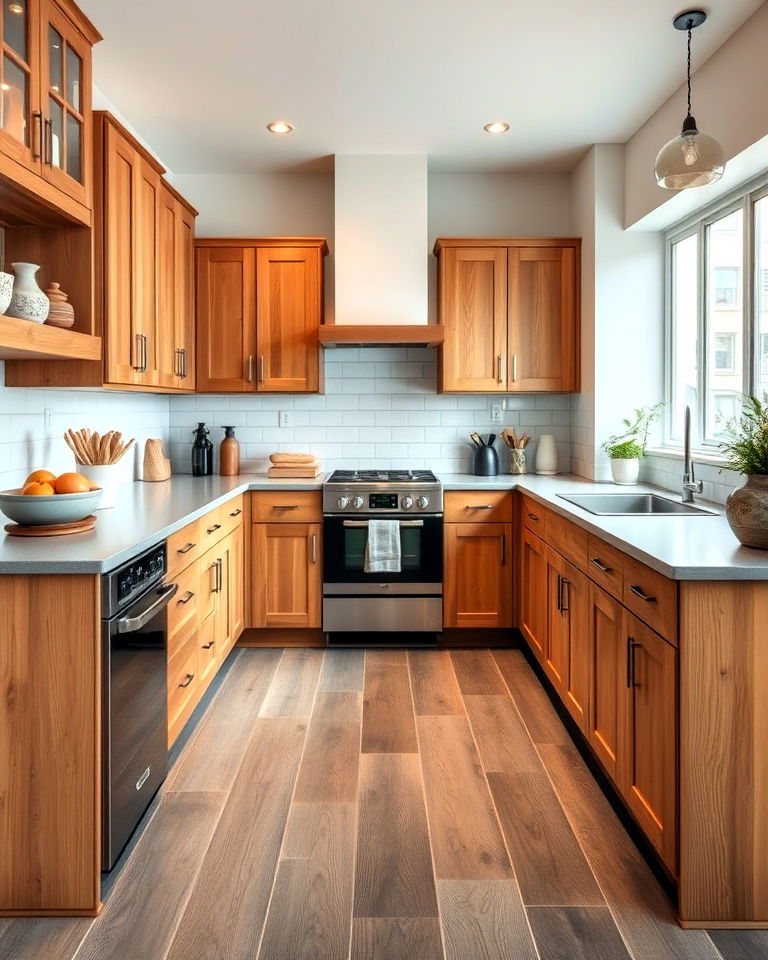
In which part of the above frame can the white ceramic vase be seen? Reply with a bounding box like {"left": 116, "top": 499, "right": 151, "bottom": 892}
{"left": 610, "top": 458, "right": 640, "bottom": 485}
{"left": 6, "top": 262, "right": 49, "bottom": 324}
{"left": 77, "top": 464, "right": 118, "bottom": 509}
{"left": 535, "top": 435, "right": 558, "bottom": 475}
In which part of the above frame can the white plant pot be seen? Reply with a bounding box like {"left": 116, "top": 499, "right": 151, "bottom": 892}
{"left": 610, "top": 458, "right": 640, "bottom": 485}
{"left": 77, "top": 463, "right": 120, "bottom": 509}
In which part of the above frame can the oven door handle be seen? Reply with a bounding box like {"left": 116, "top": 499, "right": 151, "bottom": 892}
{"left": 342, "top": 519, "right": 424, "bottom": 527}
{"left": 116, "top": 583, "right": 178, "bottom": 633}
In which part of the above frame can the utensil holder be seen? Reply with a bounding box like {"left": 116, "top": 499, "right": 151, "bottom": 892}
{"left": 473, "top": 444, "right": 499, "bottom": 477}
{"left": 509, "top": 449, "right": 527, "bottom": 475}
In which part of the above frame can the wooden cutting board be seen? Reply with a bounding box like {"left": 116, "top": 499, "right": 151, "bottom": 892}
{"left": 5, "top": 515, "right": 97, "bottom": 537}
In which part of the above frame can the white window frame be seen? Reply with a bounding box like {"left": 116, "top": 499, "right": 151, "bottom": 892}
{"left": 664, "top": 171, "right": 768, "bottom": 451}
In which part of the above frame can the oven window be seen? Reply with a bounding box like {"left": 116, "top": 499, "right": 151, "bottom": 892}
{"left": 344, "top": 526, "right": 422, "bottom": 571}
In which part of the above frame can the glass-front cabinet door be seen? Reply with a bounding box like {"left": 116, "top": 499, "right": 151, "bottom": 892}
{"left": 40, "top": 0, "right": 90, "bottom": 205}
{"left": 0, "top": 0, "right": 41, "bottom": 170}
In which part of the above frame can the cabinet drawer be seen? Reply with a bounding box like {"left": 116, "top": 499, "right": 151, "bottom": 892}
{"left": 444, "top": 490, "right": 513, "bottom": 523}
{"left": 219, "top": 495, "right": 245, "bottom": 535}
{"left": 622, "top": 554, "right": 678, "bottom": 643}
{"left": 168, "top": 631, "right": 200, "bottom": 747}
{"left": 167, "top": 518, "right": 203, "bottom": 579}
{"left": 168, "top": 560, "right": 200, "bottom": 659}
{"left": 586, "top": 535, "right": 624, "bottom": 600}
{"left": 520, "top": 494, "right": 547, "bottom": 534}
{"left": 200, "top": 507, "right": 230, "bottom": 548}
{"left": 545, "top": 510, "right": 588, "bottom": 568}
{"left": 251, "top": 490, "right": 322, "bottom": 522}
{"left": 197, "top": 612, "right": 218, "bottom": 690}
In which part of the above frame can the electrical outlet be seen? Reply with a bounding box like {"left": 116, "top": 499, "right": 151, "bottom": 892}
{"left": 490, "top": 403, "right": 503, "bottom": 423}
{"left": 279, "top": 411, "right": 293, "bottom": 427}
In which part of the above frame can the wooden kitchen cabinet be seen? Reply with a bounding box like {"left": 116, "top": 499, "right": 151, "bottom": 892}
{"left": 444, "top": 521, "right": 513, "bottom": 628}
{"left": 435, "top": 238, "right": 580, "bottom": 394}
{"left": 519, "top": 526, "right": 547, "bottom": 662}
{"left": 621, "top": 609, "right": 677, "bottom": 872}
{"left": 251, "top": 521, "right": 322, "bottom": 628}
{"left": 588, "top": 583, "right": 625, "bottom": 783}
{"left": 0, "top": 0, "right": 99, "bottom": 226}
{"left": 561, "top": 558, "right": 590, "bottom": 731}
{"left": 196, "top": 238, "right": 327, "bottom": 394}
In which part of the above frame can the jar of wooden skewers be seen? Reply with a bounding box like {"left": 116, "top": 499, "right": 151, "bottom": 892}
{"left": 501, "top": 428, "right": 530, "bottom": 475}
{"left": 64, "top": 428, "right": 136, "bottom": 509}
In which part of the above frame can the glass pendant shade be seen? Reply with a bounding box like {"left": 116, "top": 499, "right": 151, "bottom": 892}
{"left": 655, "top": 119, "right": 726, "bottom": 189}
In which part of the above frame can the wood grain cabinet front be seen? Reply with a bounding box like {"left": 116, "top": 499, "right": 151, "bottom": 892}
{"left": 435, "top": 238, "right": 580, "bottom": 395}
{"left": 444, "top": 521, "right": 513, "bottom": 628}
{"left": 250, "top": 521, "right": 322, "bottom": 628}
{"left": 518, "top": 525, "right": 548, "bottom": 663}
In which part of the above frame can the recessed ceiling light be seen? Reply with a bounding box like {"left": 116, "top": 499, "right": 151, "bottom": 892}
{"left": 483, "top": 121, "right": 510, "bottom": 135}
{"left": 266, "top": 121, "right": 294, "bottom": 135}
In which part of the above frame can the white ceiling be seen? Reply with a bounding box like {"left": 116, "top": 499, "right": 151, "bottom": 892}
{"left": 83, "top": 0, "right": 764, "bottom": 175}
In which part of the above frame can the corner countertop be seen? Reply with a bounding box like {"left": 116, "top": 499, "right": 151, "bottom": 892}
{"left": 0, "top": 474, "right": 327, "bottom": 575}
{"left": 439, "top": 472, "right": 768, "bottom": 580}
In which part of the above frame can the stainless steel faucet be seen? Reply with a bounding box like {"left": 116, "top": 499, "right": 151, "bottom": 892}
{"left": 682, "top": 405, "right": 703, "bottom": 503}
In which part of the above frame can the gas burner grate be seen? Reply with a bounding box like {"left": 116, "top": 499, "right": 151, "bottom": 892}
{"left": 327, "top": 469, "right": 438, "bottom": 484}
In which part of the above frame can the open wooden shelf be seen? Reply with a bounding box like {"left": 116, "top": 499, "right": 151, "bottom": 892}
{"left": 0, "top": 315, "right": 102, "bottom": 361}
{"left": 318, "top": 324, "right": 445, "bottom": 347}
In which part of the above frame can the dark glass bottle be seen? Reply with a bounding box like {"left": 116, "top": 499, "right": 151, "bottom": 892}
{"left": 191, "top": 422, "right": 213, "bottom": 476}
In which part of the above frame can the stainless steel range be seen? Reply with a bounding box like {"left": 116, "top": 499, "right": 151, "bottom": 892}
{"left": 322, "top": 469, "right": 443, "bottom": 644}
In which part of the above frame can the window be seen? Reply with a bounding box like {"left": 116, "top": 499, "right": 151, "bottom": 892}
{"left": 666, "top": 181, "right": 768, "bottom": 450}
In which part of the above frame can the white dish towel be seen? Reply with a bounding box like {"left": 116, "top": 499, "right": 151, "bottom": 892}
{"left": 364, "top": 519, "right": 401, "bottom": 573}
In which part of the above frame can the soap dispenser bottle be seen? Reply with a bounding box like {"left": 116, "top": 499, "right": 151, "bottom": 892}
{"left": 191, "top": 422, "right": 213, "bottom": 477}
{"left": 219, "top": 425, "right": 240, "bottom": 476}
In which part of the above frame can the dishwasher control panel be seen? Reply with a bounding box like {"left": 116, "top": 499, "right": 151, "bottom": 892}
{"left": 103, "top": 543, "right": 167, "bottom": 618}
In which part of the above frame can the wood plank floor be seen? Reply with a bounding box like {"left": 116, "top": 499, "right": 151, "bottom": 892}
{"left": 0, "top": 646, "right": 752, "bottom": 960}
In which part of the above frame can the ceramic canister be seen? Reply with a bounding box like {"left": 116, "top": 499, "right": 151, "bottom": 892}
{"left": 6, "top": 262, "right": 49, "bottom": 324}
{"left": 535, "top": 435, "right": 558, "bottom": 475}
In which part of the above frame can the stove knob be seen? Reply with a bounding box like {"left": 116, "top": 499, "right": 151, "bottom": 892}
{"left": 337, "top": 496, "right": 350, "bottom": 510}
{"left": 353, "top": 496, "right": 364, "bottom": 510}
{"left": 402, "top": 496, "right": 413, "bottom": 510}
{"left": 417, "top": 496, "right": 430, "bottom": 510}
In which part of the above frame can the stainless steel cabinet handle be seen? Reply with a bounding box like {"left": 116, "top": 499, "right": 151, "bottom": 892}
{"left": 174, "top": 348, "right": 181, "bottom": 377}
{"left": 201, "top": 639, "right": 215, "bottom": 650}
{"left": 177, "top": 542, "right": 196, "bottom": 554}
{"left": 117, "top": 583, "right": 178, "bottom": 633}
{"left": 181, "top": 348, "right": 187, "bottom": 378}
{"left": 626, "top": 637, "right": 641, "bottom": 688}
{"left": 178, "top": 590, "right": 195, "bottom": 605}
{"left": 138, "top": 334, "right": 148, "bottom": 373}
{"left": 311, "top": 533, "right": 317, "bottom": 564}
{"left": 259, "top": 355, "right": 265, "bottom": 383}
{"left": 178, "top": 673, "right": 195, "bottom": 689}
{"left": 247, "top": 355, "right": 255, "bottom": 383}
{"left": 628, "top": 584, "right": 656, "bottom": 603}
{"left": 512, "top": 354, "right": 518, "bottom": 382}
{"left": 216, "top": 558, "right": 223, "bottom": 593}
{"left": 496, "top": 354, "right": 503, "bottom": 383}
{"left": 561, "top": 578, "right": 570, "bottom": 612}
{"left": 206, "top": 523, "right": 222, "bottom": 534}
{"left": 31, "top": 112, "right": 42, "bottom": 159}
{"left": 133, "top": 334, "right": 143, "bottom": 371}
{"left": 590, "top": 557, "right": 611, "bottom": 573}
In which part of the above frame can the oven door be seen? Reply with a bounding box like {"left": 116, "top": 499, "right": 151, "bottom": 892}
{"left": 323, "top": 514, "right": 443, "bottom": 585}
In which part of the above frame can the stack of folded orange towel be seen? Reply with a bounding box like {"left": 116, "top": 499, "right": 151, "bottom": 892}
{"left": 267, "top": 452, "right": 322, "bottom": 478}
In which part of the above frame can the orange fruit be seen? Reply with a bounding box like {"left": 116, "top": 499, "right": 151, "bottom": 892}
{"left": 21, "top": 480, "right": 55, "bottom": 496}
{"left": 25, "top": 469, "right": 56, "bottom": 486}
{"left": 53, "top": 472, "right": 91, "bottom": 495}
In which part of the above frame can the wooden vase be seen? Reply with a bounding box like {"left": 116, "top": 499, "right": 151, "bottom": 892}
{"left": 143, "top": 439, "right": 171, "bottom": 482}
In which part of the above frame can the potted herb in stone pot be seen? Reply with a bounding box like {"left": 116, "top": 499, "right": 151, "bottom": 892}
{"left": 720, "top": 395, "right": 768, "bottom": 549}
{"left": 601, "top": 403, "right": 665, "bottom": 486}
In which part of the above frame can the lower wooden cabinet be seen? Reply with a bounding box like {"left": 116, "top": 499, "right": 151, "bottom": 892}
{"left": 621, "top": 609, "right": 677, "bottom": 872}
{"left": 588, "top": 583, "right": 625, "bottom": 783}
{"left": 251, "top": 522, "right": 322, "bottom": 628}
{"left": 519, "top": 526, "right": 547, "bottom": 659}
{"left": 444, "top": 521, "right": 513, "bottom": 628}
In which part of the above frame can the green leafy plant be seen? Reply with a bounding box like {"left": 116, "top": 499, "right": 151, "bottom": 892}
{"left": 601, "top": 403, "right": 666, "bottom": 461}
{"left": 719, "top": 394, "right": 768, "bottom": 475}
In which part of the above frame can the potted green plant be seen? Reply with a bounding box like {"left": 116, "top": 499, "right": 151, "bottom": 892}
{"left": 720, "top": 394, "right": 768, "bottom": 549}
{"left": 601, "top": 403, "right": 665, "bottom": 485}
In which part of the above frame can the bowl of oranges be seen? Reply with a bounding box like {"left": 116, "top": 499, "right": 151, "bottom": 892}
{"left": 0, "top": 470, "right": 103, "bottom": 526}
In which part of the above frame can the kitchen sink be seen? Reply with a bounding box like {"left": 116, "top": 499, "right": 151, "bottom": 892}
{"left": 556, "top": 492, "right": 717, "bottom": 516}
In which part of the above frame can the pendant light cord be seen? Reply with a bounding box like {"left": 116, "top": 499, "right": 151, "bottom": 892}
{"left": 686, "top": 21, "right": 693, "bottom": 118}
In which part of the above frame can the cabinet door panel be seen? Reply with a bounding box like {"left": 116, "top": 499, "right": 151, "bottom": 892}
{"left": 588, "top": 583, "right": 624, "bottom": 782}
{"left": 155, "top": 185, "right": 178, "bottom": 389}
{"left": 444, "top": 522, "right": 512, "bottom": 628}
{"left": 546, "top": 548, "right": 568, "bottom": 693}
{"left": 0, "top": 0, "right": 40, "bottom": 173}
{"left": 440, "top": 247, "right": 507, "bottom": 392}
{"left": 228, "top": 524, "right": 245, "bottom": 648}
{"left": 251, "top": 522, "right": 321, "bottom": 628}
{"left": 255, "top": 246, "right": 320, "bottom": 393}
{"left": 133, "top": 154, "right": 160, "bottom": 386}
{"left": 563, "top": 559, "right": 589, "bottom": 732}
{"left": 621, "top": 610, "right": 677, "bottom": 872}
{"left": 519, "top": 526, "right": 547, "bottom": 663}
{"left": 196, "top": 246, "right": 256, "bottom": 392}
{"left": 508, "top": 245, "right": 578, "bottom": 392}
{"left": 175, "top": 202, "right": 196, "bottom": 389}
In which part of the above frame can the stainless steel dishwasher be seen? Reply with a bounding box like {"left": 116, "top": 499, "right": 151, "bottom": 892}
{"left": 101, "top": 542, "right": 177, "bottom": 871}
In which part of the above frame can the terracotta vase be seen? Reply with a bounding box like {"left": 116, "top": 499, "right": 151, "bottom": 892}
{"left": 45, "top": 282, "right": 75, "bottom": 328}
{"left": 725, "top": 475, "right": 768, "bottom": 549}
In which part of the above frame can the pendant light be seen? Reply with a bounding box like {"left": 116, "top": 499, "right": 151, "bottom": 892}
{"left": 654, "top": 10, "right": 725, "bottom": 190}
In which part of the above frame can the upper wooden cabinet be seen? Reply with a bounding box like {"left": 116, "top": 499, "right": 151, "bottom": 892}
{"left": 196, "top": 238, "right": 327, "bottom": 394}
{"left": 0, "top": 0, "right": 99, "bottom": 226}
{"left": 435, "top": 238, "right": 580, "bottom": 394}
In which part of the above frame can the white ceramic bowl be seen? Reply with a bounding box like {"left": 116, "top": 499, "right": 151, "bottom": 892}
{"left": 0, "top": 488, "right": 102, "bottom": 526}
{"left": 0, "top": 272, "right": 13, "bottom": 314}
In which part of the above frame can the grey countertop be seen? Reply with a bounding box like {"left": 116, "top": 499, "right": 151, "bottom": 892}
{"left": 0, "top": 470, "right": 766, "bottom": 580}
